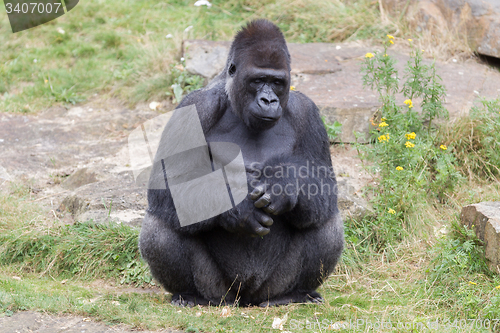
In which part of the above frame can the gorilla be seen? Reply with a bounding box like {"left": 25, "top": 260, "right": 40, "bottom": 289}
{"left": 139, "top": 19, "right": 344, "bottom": 307}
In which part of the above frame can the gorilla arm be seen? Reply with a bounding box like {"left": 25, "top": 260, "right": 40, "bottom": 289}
{"left": 249, "top": 91, "right": 338, "bottom": 229}
{"left": 146, "top": 84, "right": 274, "bottom": 237}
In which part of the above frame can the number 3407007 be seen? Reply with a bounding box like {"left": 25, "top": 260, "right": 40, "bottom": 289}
{"left": 5, "top": 2, "right": 62, "bottom": 14}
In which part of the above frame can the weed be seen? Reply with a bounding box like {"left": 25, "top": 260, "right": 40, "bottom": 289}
{"left": 322, "top": 117, "right": 343, "bottom": 142}
{"left": 164, "top": 60, "right": 205, "bottom": 104}
{"left": 353, "top": 36, "right": 462, "bottom": 250}
{"left": 440, "top": 98, "right": 500, "bottom": 182}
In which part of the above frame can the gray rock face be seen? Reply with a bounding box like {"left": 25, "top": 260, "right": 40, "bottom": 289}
{"left": 183, "top": 40, "right": 229, "bottom": 79}
{"left": 183, "top": 39, "right": 500, "bottom": 143}
{"left": 461, "top": 201, "right": 500, "bottom": 272}
{"left": 403, "top": 0, "right": 500, "bottom": 58}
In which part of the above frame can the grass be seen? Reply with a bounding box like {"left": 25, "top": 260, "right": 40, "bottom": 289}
{"left": 0, "top": 0, "right": 393, "bottom": 114}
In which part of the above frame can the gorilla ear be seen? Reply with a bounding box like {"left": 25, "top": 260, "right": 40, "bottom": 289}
{"left": 228, "top": 64, "right": 236, "bottom": 77}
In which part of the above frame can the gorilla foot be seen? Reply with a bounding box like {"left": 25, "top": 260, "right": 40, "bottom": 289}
{"left": 258, "top": 291, "right": 324, "bottom": 307}
{"left": 171, "top": 293, "right": 211, "bottom": 307}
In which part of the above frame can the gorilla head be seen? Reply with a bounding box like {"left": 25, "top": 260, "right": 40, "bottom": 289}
{"left": 225, "top": 20, "right": 291, "bottom": 131}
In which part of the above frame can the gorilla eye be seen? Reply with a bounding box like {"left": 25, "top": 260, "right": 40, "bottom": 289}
{"left": 253, "top": 79, "right": 262, "bottom": 84}
{"left": 274, "top": 80, "right": 283, "bottom": 86}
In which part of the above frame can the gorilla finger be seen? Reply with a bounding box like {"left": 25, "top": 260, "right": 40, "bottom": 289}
{"left": 254, "top": 193, "right": 271, "bottom": 208}
{"left": 254, "top": 210, "right": 273, "bottom": 227}
{"left": 250, "top": 185, "right": 266, "bottom": 201}
{"left": 247, "top": 218, "right": 270, "bottom": 237}
{"left": 263, "top": 204, "right": 277, "bottom": 215}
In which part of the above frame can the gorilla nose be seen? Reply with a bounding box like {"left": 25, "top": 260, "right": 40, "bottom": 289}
{"left": 259, "top": 96, "right": 278, "bottom": 106}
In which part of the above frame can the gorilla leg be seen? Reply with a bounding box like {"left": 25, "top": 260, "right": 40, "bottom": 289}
{"left": 139, "top": 213, "right": 235, "bottom": 306}
{"left": 257, "top": 214, "right": 344, "bottom": 307}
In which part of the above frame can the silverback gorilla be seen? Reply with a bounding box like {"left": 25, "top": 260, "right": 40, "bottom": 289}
{"left": 139, "top": 19, "right": 344, "bottom": 307}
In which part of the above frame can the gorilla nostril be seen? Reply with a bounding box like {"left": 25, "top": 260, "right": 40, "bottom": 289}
{"left": 260, "top": 97, "right": 270, "bottom": 105}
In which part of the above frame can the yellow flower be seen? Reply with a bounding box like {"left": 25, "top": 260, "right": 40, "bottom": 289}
{"left": 387, "top": 34, "right": 394, "bottom": 40}
{"left": 421, "top": 49, "right": 425, "bottom": 52}
{"left": 440, "top": 145, "right": 447, "bottom": 150}
{"left": 396, "top": 166, "right": 404, "bottom": 171}
{"left": 404, "top": 99, "right": 413, "bottom": 108}
{"left": 389, "top": 40, "right": 394, "bottom": 45}
{"left": 405, "top": 141, "right": 415, "bottom": 148}
{"left": 44, "top": 79, "right": 48, "bottom": 83}
{"left": 384, "top": 54, "right": 388, "bottom": 57}
{"left": 378, "top": 134, "right": 389, "bottom": 143}
{"left": 496, "top": 285, "right": 500, "bottom": 289}
{"left": 469, "top": 281, "right": 477, "bottom": 285}
{"left": 388, "top": 208, "right": 396, "bottom": 214}
{"left": 379, "top": 121, "right": 388, "bottom": 128}
{"left": 405, "top": 132, "right": 416, "bottom": 140}
{"left": 381, "top": 117, "right": 386, "bottom": 121}
{"left": 290, "top": 86, "right": 296, "bottom": 91}
{"left": 365, "top": 52, "right": 374, "bottom": 58}
{"left": 408, "top": 39, "right": 413, "bottom": 42}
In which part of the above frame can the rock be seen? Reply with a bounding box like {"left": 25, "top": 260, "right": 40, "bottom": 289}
{"left": 332, "top": 146, "right": 373, "bottom": 220}
{"left": 183, "top": 39, "right": 500, "bottom": 143}
{"left": 0, "top": 99, "right": 154, "bottom": 228}
{"left": 337, "top": 180, "right": 372, "bottom": 221}
{"left": 183, "top": 40, "right": 229, "bottom": 79}
{"left": 58, "top": 195, "right": 86, "bottom": 216}
{"left": 61, "top": 168, "right": 98, "bottom": 190}
{"left": 400, "top": 0, "right": 500, "bottom": 59}
{"left": 461, "top": 201, "right": 500, "bottom": 272}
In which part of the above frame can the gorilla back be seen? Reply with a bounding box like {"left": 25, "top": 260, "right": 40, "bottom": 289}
{"left": 139, "top": 19, "right": 344, "bottom": 307}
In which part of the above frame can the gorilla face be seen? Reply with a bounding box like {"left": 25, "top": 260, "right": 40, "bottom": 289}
{"left": 227, "top": 51, "right": 290, "bottom": 131}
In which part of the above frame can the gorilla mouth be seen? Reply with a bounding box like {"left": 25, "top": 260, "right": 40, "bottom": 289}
{"left": 253, "top": 114, "right": 279, "bottom": 123}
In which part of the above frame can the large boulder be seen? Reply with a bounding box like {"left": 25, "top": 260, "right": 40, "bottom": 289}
{"left": 461, "top": 201, "right": 500, "bottom": 272}
{"left": 390, "top": 0, "right": 500, "bottom": 59}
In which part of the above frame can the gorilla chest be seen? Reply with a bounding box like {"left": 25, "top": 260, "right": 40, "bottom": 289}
{"left": 205, "top": 117, "right": 296, "bottom": 165}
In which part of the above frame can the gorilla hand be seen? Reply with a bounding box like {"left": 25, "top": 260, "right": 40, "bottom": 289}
{"left": 221, "top": 197, "right": 274, "bottom": 237}
{"left": 250, "top": 169, "right": 299, "bottom": 215}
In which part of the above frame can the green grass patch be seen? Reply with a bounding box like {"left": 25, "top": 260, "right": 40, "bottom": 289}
{"left": 0, "top": 220, "right": 151, "bottom": 285}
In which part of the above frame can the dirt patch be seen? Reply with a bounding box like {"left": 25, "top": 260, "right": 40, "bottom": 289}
{"left": 0, "top": 311, "right": 181, "bottom": 333}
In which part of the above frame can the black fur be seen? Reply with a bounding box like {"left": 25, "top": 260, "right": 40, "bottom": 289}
{"left": 139, "top": 19, "right": 344, "bottom": 307}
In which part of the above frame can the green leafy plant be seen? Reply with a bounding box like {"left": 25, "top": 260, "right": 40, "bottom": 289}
{"left": 322, "top": 116, "right": 343, "bottom": 142}
{"left": 166, "top": 60, "right": 205, "bottom": 104}
{"left": 351, "top": 36, "right": 462, "bottom": 249}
